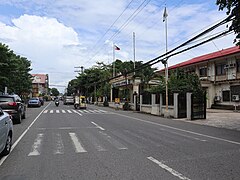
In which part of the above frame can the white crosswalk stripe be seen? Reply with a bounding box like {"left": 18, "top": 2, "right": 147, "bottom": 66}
{"left": 42, "top": 109, "right": 111, "bottom": 114}
{"left": 28, "top": 133, "right": 44, "bottom": 156}
{"left": 54, "top": 133, "right": 64, "bottom": 154}
{"left": 69, "top": 133, "right": 87, "bottom": 153}
{"left": 27, "top": 131, "right": 128, "bottom": 156}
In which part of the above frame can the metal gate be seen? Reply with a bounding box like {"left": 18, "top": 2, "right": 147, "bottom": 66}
{"left": 191, "top": 92, "right": 206, "bottom": 120}
{"left": 178, "top": 93, "right": 187, "bottom": 118}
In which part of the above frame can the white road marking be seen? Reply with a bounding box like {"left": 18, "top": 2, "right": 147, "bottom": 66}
{"left": 62, "top": 110, "right": 66, "bottom": 113}
{"left": 78, "top": 110, "right": 84, "bottom": 113}
{"left": 54, "top": 133, "right": 64, "bottom": 155}
{"left": 88, "top": 110, "right": 95, "bottom": 113}
{"left": 73, "top": 110, "right": 82, "bottom": 116}
{"left": 168, "top": 130, "right": 207, "bottom": 142}
{"left": 83, "top": 110, "right": 90, "bottom": 113}
{"left": 97, "top": 109, "right": 107, "bottom": 113}
{"left": 69, "top": 133, "right": 87, "bottom": 153}
{"left": 28, "top": 133, "right": 44, "bottom": 156}
{"left": 43, "top": 110, "right": 48, "bottom": 113}
{"left": 56, "top": 110, "right": 60, "bottom": 113}
{"left": 113, "top": 113, "right": 240, "bottom": 145}
{"left": 147, "top": 157, "right": 191, "bottom": 180}
{"left": 0, "top": 102, "right": 51, "bottom": 166}
{"left": 67, "top": 110, "right": 72, "bottom": 113}
{"left": 93, "top": 110, "right": 102, "bottom": 113}
{"left": 99, "top": 131, "right": 127, "bottom": 150}
{"left": 50, "top": 110, "right": 53, "bottom": 113}
{"left": 91, "top": 121, "right": 105, "bottom": 131}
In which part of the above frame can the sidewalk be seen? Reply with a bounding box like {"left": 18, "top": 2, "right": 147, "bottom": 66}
{"left": 188, "top": 109, "right": 240, "bottom": 131}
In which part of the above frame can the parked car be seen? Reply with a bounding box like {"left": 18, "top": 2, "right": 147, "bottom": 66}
{"left": 0, "top": 107, "right": 13, "bottom": 156}
{"left": 28, "top": 97, "right": 41, "bottom": 107}
{"left": 0, "top": 94, "right": 26, "bottom": 124}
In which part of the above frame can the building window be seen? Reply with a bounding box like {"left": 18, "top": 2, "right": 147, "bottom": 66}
{"left": 237, "top": 60, "right": 240, "bottom": 72}
{"left": 199, "top": 67, "right": 207, "bottom": 77}
{"left": 215, "top": 64, "right": 225, "bottom": 75}
{"left": 222, "top": 91, "right": 230, "bottom": 101}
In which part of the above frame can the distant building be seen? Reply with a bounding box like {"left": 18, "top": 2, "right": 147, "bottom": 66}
{"left": 160, "top": 46, "right": 240, "bottom": 109}
{"left": 31, "top": 74, "right": 49, "bottom": 97}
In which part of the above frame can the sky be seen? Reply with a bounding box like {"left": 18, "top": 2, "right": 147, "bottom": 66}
{"left": 0, "top": 0, "right": 236, "bottom": 93}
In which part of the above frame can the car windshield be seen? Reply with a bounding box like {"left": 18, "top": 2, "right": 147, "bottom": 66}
{"left": 0, "top": 97, "right": 14, "bottom": 103}
{"left": 30, "top": 98, "right": 38, "bottom": 100}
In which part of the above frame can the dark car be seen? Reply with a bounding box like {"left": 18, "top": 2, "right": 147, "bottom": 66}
{"left": 0, "top": 107, "right": 13, "bottom": 156}
{"left": 0, "top": 94, "right": 26, "bottom": 124}
{"left": 28, "top": 97, "right": 41, "bottom": 107}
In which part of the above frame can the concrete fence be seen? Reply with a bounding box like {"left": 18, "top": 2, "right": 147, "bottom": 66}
{"left": 101, "top": 92, "right": 192, "bottom": 119}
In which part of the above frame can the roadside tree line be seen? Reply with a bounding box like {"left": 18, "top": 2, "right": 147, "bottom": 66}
{"left": 66, "top": 59, "right": 203, "bottom": 102}
{"left": 0, "top": 43, "right": 32, "bottom": 95}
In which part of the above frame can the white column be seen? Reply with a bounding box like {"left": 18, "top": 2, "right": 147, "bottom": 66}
{"left": 187, "top": 93, "right": 192, "bottom": 120}
{"left": 174, "top": 93, "right": 179, "bottom": 118}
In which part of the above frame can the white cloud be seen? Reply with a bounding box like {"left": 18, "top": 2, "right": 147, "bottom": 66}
{"left": 0, "top": 14, "right": 86, "bottom": 92}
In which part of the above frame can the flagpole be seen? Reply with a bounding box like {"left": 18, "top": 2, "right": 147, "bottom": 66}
{"left": 113, "top": 43, "right": 115, "bottom": 77}
{"left": 163, "top": 6, "right": 169, "bottom": 113}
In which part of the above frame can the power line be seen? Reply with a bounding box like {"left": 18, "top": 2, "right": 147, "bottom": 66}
{"left": 89, "top": 0, "right": 152, "bottom": 62}
{"left": 91, "top": 15, "right": 233, "bottom": 85}
{"left": 89, "top": 0, "right": 135, "bottom": 53}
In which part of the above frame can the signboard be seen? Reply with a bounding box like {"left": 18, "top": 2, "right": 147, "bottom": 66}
{"left": 115, "top": 98, "right": 120, "bottom": 104}
{"left": 112, "top": 79, "right": 130, "bottom": 87}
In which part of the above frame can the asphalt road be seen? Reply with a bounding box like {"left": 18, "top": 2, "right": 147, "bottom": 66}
{"left": 0, "top": 101, "right": 240, "bottom": 180}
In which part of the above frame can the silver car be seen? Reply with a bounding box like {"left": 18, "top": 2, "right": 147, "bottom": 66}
{"left": 0, "top": 107, "right": 13, "bottom": 156}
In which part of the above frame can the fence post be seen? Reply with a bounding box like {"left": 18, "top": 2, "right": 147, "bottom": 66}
{"left": 187, "top": 93, "right": 192, "bottom": 120}
{"left": 174, "top": 93, "right": 179, "bottom": 118}
{"left": 140, "top": 95, "right": 143, "bottom": 112}
{"left": 134, "top": 95, "right": 137, "bottom": 111}
{"left": 152, "top": 94, "right": 156, "bottom": 105}
{"left": 159, "top": 94, "right": 163, "bottom": 115}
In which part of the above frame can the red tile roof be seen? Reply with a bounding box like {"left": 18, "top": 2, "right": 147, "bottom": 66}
{"left": 32, "top": 74, "right": 48, "bottom": 84}
{"left": 162, "top": 46, "right": 240, "bottom": 71}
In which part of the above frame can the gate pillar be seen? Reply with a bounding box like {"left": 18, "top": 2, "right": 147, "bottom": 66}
{"left": 187, "top": 93, "right": 192, "bottom": 120}
{"left": 174, "top": 93, "right": 179, "bottom": 118}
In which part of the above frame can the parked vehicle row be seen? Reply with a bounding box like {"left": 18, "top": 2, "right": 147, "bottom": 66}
{"left": 0, "top": 94, "right": 46, "bottom": 157}
{"left": 0, "top": 94, "right": 26, "bottom": 124}
{"left": 0, "top": 107, "right": 13, "bottom": 156}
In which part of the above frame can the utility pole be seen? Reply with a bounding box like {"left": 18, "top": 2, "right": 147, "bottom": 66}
{"left": 133, "top": 32, "right": 136, "bottom": 76}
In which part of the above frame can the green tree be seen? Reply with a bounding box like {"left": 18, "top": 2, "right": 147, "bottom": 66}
{"left": 216, "top": 0, "right": 240, "bottom": 45}
{"left": 150, "top": 69, "right": 203, "bottom": 94}
{"left": 51, "top": 88, "right": 60, "bottom": 96}
{"left": 0, "top": 43, "right": 32, "bottom": 95}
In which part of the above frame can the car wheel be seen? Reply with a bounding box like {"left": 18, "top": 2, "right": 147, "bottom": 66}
{"left": 15, "top": 113, "right": 22, "bottom": 124}
{"left": 22, "top": 111, "right": 26, "bottom": 119}
{"left": 1, "top": 133, "right": 12, "bottom": 156}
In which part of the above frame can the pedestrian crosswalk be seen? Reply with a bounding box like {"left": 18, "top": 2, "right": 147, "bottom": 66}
{"left": 43, "top": 109, "right": 112, "bottom": 114}
{"left": 28, "top": 131, "right": 128, "bottom": 156}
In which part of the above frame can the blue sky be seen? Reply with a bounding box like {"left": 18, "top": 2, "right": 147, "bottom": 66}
{"left": 0, "top": 0, "right": 235, "bottom": 92}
